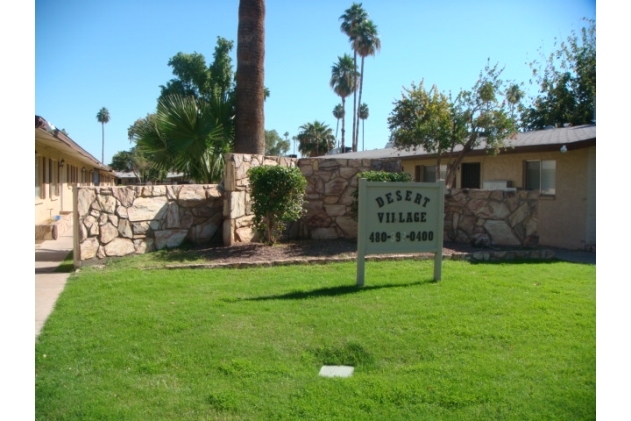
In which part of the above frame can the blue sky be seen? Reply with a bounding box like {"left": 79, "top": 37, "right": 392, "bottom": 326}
{"left": 34, "top": 0, "right": 596, "bottom": 165}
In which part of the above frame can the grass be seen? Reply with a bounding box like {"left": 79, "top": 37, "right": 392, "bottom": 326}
{"left": 54, "top": 251, "right": 74, "bottom": 273}
{"left": 36, "top": 257, "right": 595, "bottom": 420}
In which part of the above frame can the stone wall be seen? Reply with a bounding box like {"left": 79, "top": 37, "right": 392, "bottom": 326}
{"left": 444, "top": 189, "right": 539, "bottom": 247}
{"left": 74, "top": 184, "right": 223, "bottom": 262}
{"left": 222, "top": 153, "right": 297, "bottom": 246}
{"left": 297, "top": 157, "right": 402, "bottom": 240}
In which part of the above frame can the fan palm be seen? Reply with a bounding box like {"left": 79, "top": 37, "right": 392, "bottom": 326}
{"left": 96, "top": 107, "right": 110, "bottom": 164}
{"left": 135, "top": 94, "right": 234, "bottom": 183}
{"left": 352, "top": 19, "right": 380, "bottom": 150}
{"left": 332, "top": 104, "right": 344, "bottom": 148}
{"left": 296, "top": 121, "right": 335, "bottom": 157}
{"left": 330, "top": 54, "right": 358, "bottom": 152}
{"left": 358, "top": 103, "right": 369, "bottom": 151}
{"left": 340, "top": 3, "right": 368, "bottom": 151}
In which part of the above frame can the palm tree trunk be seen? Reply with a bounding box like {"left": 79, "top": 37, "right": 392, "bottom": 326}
{"left": 235, "top": 0, "right": 265, "bottom": 155}
{"left": 335, "top": 119, "right": 340, "bottom": 148}
{"left": 351, "top": 51, "right": 358, "bottom": 152}
{"left": 341, "top": 98, "right": 346, "bottom": 151}
{"left": 356, "top": 57, "right": 365, "bottom": 153}
{"left": 101, "top": 122, "right": 105, "bottom": 163}
{"left": 362, "top": 118, "right": 365, "bottom": 151}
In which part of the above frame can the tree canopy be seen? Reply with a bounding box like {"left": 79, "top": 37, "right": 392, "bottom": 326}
{"left": 388, "top": 61, "right": 519, "bottom": 187}
{"left": 129, "top": 37, "right": 238, "bottom": 182}
{"left": 521, "top": 19, "right": 595, "bottom": 130}
{"left": 265, "top": 129, "right": 290, "bottom": 156}
{"left": 296, "top": 121, "right": 335, "bottom": 157}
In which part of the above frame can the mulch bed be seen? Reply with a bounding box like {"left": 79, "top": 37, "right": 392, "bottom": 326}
{"left": 174, "top": 238, "right": 546, "bottom": 267}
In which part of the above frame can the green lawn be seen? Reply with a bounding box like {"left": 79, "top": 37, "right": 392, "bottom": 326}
{"left": 36, "top": 258, "right": 595, "bottom": 420}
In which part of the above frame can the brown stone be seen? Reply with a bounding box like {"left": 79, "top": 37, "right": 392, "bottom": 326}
{"left": 112, "top": 186, "right": 135, "bottom": 207}
{"left": 99, "top": 222, "right": 118, "bottom": 244}
{"left": 80, "top": 237, "right": 99, "bottom": 260}
{"left": 104, "top": 238, "right": 136, "bottom": 256}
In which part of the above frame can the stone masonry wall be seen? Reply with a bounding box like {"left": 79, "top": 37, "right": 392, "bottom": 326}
{"left": 297, "top": 157, "right": 402, "bottom": 240}
{"left": 444, "top": 189, "right": 539, "bottom": 247}
{"left": 222, "top": 153, "right": 297, "bottom": 246}
{"left": 75, "top": 184, "right": 223, "bottom": 262}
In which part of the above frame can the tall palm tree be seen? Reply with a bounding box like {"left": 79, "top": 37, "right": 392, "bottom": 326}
{"left": 134, "top": 94, "right": 234, "bottom": 183}
{"left": 352, "top": 19, "right": 380, "bottom": 150}
{"left": 340, "top": 3, "right": 368, "bottom": 152}
{"left": 96, "top": 107, "right": 110, "bottom": 164}
{"left": 358, "top": 103, "right": 369, "bottom": 151}
{"left": 330, "top": 54, "right": 358, "bottom": 152}
{"left": 332, "top": 104, "right": 344, "bottom": 148}
{"left": 235, "top": 0, "right": 265, "bottom": 155}
{"left": 296, "top": 121, "right": 335, "bottom": 157}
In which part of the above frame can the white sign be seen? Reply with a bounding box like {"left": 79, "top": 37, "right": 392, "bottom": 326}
{"left": 356, "top": 179, "right": 445, "bottom": 286}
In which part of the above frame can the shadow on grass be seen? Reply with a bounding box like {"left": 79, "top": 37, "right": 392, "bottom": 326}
{"left": 239, "top": 280, "right": 433, "bottom": 302}
{"left": 54, "top": 251, "right": 75, "bottom": 273}
{"left": 468, "top": 258, "right": 566, "bottom": 266}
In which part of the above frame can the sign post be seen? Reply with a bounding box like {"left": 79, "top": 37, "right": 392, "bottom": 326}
{"left": 356, "top": 179, "right": 445, "bottom": 286}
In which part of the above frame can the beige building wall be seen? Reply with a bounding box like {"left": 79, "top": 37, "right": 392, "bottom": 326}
{"left": 401, "top": 146, "right": 595, "bottom": 249}
{"left": 35, "top": 139, "right": 114, "bottom": 226}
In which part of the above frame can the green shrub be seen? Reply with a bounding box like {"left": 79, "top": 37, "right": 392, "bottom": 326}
{"left": 350, "top": 170, "right": 412, "bottom": 220}
{"left": 247, "top": 165, "right": 307, "bottom": 245}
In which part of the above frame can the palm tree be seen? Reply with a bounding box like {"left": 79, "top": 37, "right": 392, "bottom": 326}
{"left": 235, "top": 0, "right": 265, "bottom": 155}
{"left": 330, "top": 54, "right": 358, "bottom": 152}
{"left": 358, "top": 103, "right": 369, "bottom": 151}
{"left": 352, "top": 19, "right": 380, "bottom": 150}
{"left": 134, "top": 94, "right": 234, "bottom": 183}
{"left": 340, "top": 3, "right": 368, "bottom": 151}
{"left": 296, "top": 121, "right": 335, "bottom": 157}
{"left": 96, "top": 107, "right": 110, "bottom": 164}
{"left": 332, "top": 104, "right": 344, "bottom": 148}
{"left": 506, "top": 83, "right": 524, "bottom": 120}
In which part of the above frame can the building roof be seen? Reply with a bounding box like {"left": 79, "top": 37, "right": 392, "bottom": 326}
{"left": 114, "top": 171, "right": 186, "bottom": 179}
{"left": 326, "top": 124, "right": 596, "bottom": 160}
{"left": 35, "top": 115, "right": 110, "bottom": 171}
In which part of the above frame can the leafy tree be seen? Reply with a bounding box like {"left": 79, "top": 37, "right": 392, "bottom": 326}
{"left": 247, "top": 165, "right": 307, "bottom": 245}
{"left": 332, "top": 104, "right": 344, "bottom": 147}
{"left": 235, "top": 0, "right": 266, "bottom": 155}
{"left": 330, "top": 54, "right": 358, "bottom": 152}
{"left": 358, "top": 102, "right": 369, "bottom": 151}
{"left": 109, "top": 147, "right": 166, "bottom": 184}
{"left": 340, "top": 3, "right": 368, "bottom": 152}
{"left": 351, "top": 18, "right": 380, "bottom": 151}
{"left": 296, "top": 121, "right": 335, "bottom": 157}
{"left": 521, "top": 18, "right": 595, "bottom": 130}
{"left": 96, "top": 107, "right": 110, "bottom": 164}
{"left": 265, "top": 129, "right": 290, "bottom": 156}
{"left": 388, "top": 61, "right": 519, "bottom": 188}
{"left": 132, "top": 94, "right": 234, "bottom": 183}
{"left": 159, "top": 37, "right": 235, "bottom": 103}
{"left": 130, "top": 37, "right": 238, "bottom": 182}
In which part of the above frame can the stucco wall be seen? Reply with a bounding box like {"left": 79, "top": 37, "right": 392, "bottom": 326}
{"left": 401, "top": 147, "right": 593, "bottom": 249}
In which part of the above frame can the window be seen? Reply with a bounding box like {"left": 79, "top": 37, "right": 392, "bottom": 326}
{"left": 461, "top": 163, "right": 481, "bottom": 188}
{"left": 92, "top": 170, "right": 100, "bottom": 186}
{"left": 525, "top": 160, "right": 555, "bottom": 195}
{"left": 415, "top": 165, "right": 446, "bottom": 182}
{"left": 49, "top": 159, "right": 60, "bottom": 198}
{"left": 35, "top": 156, "right": 41, "bottom": 198}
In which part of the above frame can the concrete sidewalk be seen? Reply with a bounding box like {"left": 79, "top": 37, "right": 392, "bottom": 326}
{"left": 35, "top": 232, "right": 73, "bottom": 338}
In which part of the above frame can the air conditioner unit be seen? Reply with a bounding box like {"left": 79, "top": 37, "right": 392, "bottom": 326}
{"left": 483, "top": 180, "right": 515, "bottom": 191}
